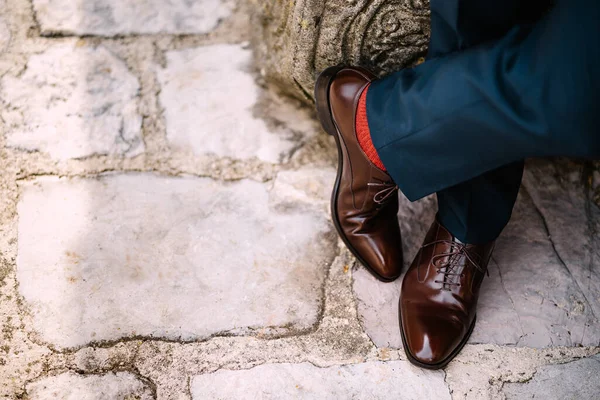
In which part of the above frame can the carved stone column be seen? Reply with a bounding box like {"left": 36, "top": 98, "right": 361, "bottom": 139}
{"left": 251, "top": 0, "right": 430, "bottom": 103}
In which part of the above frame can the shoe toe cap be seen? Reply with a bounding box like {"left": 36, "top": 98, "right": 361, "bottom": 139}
{"left": 402, "top": 311, "right": 465, "bottom": 366}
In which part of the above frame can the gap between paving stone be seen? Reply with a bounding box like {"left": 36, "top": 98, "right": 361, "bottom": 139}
{"left": 50, "top": 342, "right": 599, "bottom": 400}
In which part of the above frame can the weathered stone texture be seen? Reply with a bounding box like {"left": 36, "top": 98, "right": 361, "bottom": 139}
{"left": 157, "top": 44, "right": 307, "bottom": 163}
{"left": 33, "top": 0, "right": 232, "bottom": 36}
{"left": 191, "top": 361, "right": 451, "bottom": 399}
{"left": 26, "top": 372, "right": 154, "bottom": 399}
{"left": 0, "top": 16, "right": 9, "bottom": 53}
{"left": 503, "top": 354, "right": 600, "bottom": 399}
{"left": 0, "top": 42, "right": 143, "bottom": 160}
{"left": 269, "top": 167, "right": 336, "bottom": 210}
{"left": 521, "top": 160, "right": 600, "bottom": 322}
{"left": 16, "top": 173, "right": 336, "bottom": 348}
{"left": 353, "top": 160, "right": 600, "bottom": 348}
{"left": 252, "top": 0, "right": 430, "bottom": 102}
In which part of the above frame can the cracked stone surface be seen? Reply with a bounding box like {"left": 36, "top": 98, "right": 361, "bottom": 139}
{"left": 26, "top": 371, "right": 154, "bottom": 399}
{"left": 1, "top": 0, "right": 599, "bottom": 397}
{"left": 0, "top": 41, "right": 143, "bottom": 160}
{"left": 502, "top": 354, "right": 600, "bottom": 399}
{"left": 157, "top": 44, "right": 308, "bottom": 164}
{"left": 191, "top": 361, "right": 451, "bottom": 399}
{"left": 443, "top": 345, "right": 599, "bottom": 399}
{"left": 33, "top": 0, "right": 232, "bottom": 36}
{"left": 353, "top": 160, "right": 600, "bottom": 348}
{"left": 16, "top": 173, "right": 335, "bottom": 348}
{"left": 521, "top": 161, "right": 600, "bottom": 325}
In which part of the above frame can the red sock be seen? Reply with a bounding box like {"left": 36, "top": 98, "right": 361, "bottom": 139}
{"left": 356, "top": 85, "right": 386, "bottom": 171}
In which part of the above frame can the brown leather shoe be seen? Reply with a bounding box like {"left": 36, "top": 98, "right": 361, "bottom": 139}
{"left": 399, "top": 219, "right": 494, "bottom": 369}
{"left": 314, "top": 66, "right": 403, "bottom": 282}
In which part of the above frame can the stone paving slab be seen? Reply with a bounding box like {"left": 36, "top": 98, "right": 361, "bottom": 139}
{"left": 353, "top": 160, "right": 600, "bottom": 348}
{"left": 33, "top": 0, "right": 231, "bottom": 36}
{"left": 16, "top": 172, "right": 336, "bottom": 348}
{"left": 26, "top": 371, "right": 153, "bottom": 399}
{"left": 157, "top": 44, "right": 306, "bottom": 164}
{"left": 0, "top": 41, "right": 143, "bottom": 160}
{"left": 190, "top": 361, "right": 451, "bottom": 399}
{"left": 502, "top": 354, "right": 600, "bottom": 399}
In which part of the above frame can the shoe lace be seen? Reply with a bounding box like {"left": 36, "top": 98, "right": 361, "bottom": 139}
{"left": 422, "top": 239, "right": 489, "bottom": 291}
{"left": 367, "top": 181, "right": 398, "bottom": 205}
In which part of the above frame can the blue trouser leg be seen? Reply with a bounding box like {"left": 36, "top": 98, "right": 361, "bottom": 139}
{"left": 367, "top": 0, "right": 600, "bottom": 243}
{"left": 427, "top": 0, "right": 539, "bottom": 244}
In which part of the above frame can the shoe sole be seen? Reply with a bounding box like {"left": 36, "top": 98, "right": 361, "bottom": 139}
{"left": 314, "top": 66, "right": 399, "bottom": 283}
{"left": 399, "top": 308, "right": 477, "bottom": 370}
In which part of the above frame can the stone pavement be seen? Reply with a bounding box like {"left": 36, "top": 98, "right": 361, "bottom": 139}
{"left": 0, "top": 0, "right": 599, "bottom": 399}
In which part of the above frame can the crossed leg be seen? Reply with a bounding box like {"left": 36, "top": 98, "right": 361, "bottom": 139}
{"left": 367, "top": 0, "right": 599, "bottom": 243}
